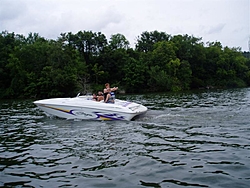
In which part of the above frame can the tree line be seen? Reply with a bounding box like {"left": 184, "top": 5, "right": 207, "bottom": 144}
{"left": 0, "top": 30, "right": 249, "bottom": 99}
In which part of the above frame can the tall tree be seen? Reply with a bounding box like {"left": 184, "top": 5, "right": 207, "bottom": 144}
{"left": 109, "top": 33, "right": 130, "bottom": 50}
{"left": 0, "top": 31, "right": 20, "bottom": 97}
{"left": 135, "top": 31, "right": 170, "bottom": 52}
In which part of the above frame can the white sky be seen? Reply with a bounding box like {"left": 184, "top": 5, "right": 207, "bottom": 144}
{"left": 1, "top": 0, "right": 249, "bottom": 51}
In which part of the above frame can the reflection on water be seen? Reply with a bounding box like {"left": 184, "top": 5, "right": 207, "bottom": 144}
{"left": 0, "top": 88, "right": 250, "bottom": 187}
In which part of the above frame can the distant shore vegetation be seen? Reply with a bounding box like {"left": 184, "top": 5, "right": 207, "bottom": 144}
{"left": 0, "top": 30, "right": 250, "bottom": 99}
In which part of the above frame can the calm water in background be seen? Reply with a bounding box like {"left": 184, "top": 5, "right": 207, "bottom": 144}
{"left": 0, "top": 88, "right": 250, "bottom": 188}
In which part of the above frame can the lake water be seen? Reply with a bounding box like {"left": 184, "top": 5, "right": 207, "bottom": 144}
{"left": 0, "top": 88, "right": 250, "bottom": 188}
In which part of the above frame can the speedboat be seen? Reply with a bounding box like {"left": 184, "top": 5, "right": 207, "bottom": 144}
{"left": 33, "top": 94, "right": 147, "bottom": 121}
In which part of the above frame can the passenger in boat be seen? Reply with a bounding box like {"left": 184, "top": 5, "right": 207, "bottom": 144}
{"left": 104, "top": 83, "right": 118, "bottom": 100}
{"left": 104, "top": 83, "right": 118, "bottom": 92}
{"left": 104, "top": 88, "right": 115, "bottom": 103}
{"left": 92, "top": 93, "right": 98, "bottom": 101}
{"left": 97, "top": 91, "right": 104, "bottom": 101}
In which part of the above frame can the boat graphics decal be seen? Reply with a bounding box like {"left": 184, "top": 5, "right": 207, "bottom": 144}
{"left": 39, "top": 105, "right": 126, "bottom": 120}
{"left": 40, "top": 104, "right": 75, "bottom": 115}
{"left": 40, "top": 105, "right": 95, "bottom": 118}
{"left": 73, "top": 111, "right": 93, "bottom": 117}
{"left": 122, "top": 102, "right": 132, "bottom": 107}
{"left": 94, "top": 112, "right": 125, "bottom": 120}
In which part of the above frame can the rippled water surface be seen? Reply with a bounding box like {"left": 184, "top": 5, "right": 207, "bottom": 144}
{"left": 1, "top": 88, "right": 250, "bottom": 188}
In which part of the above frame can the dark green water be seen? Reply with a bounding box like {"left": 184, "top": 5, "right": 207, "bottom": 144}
{"left": 1, "top": 88, "right": 250, "bottom": 188}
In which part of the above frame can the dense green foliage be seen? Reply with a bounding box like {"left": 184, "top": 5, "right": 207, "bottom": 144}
{"left": 0, "top": 30, "right": 249, "bottom": 99}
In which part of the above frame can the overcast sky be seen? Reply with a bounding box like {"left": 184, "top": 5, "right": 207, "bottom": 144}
{"left": 1, "top": 0, "right": 249, "bottom": 51}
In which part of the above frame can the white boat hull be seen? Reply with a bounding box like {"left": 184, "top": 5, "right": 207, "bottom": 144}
{"left": 34, "top": 96, "right": 147, "bottom": 121}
